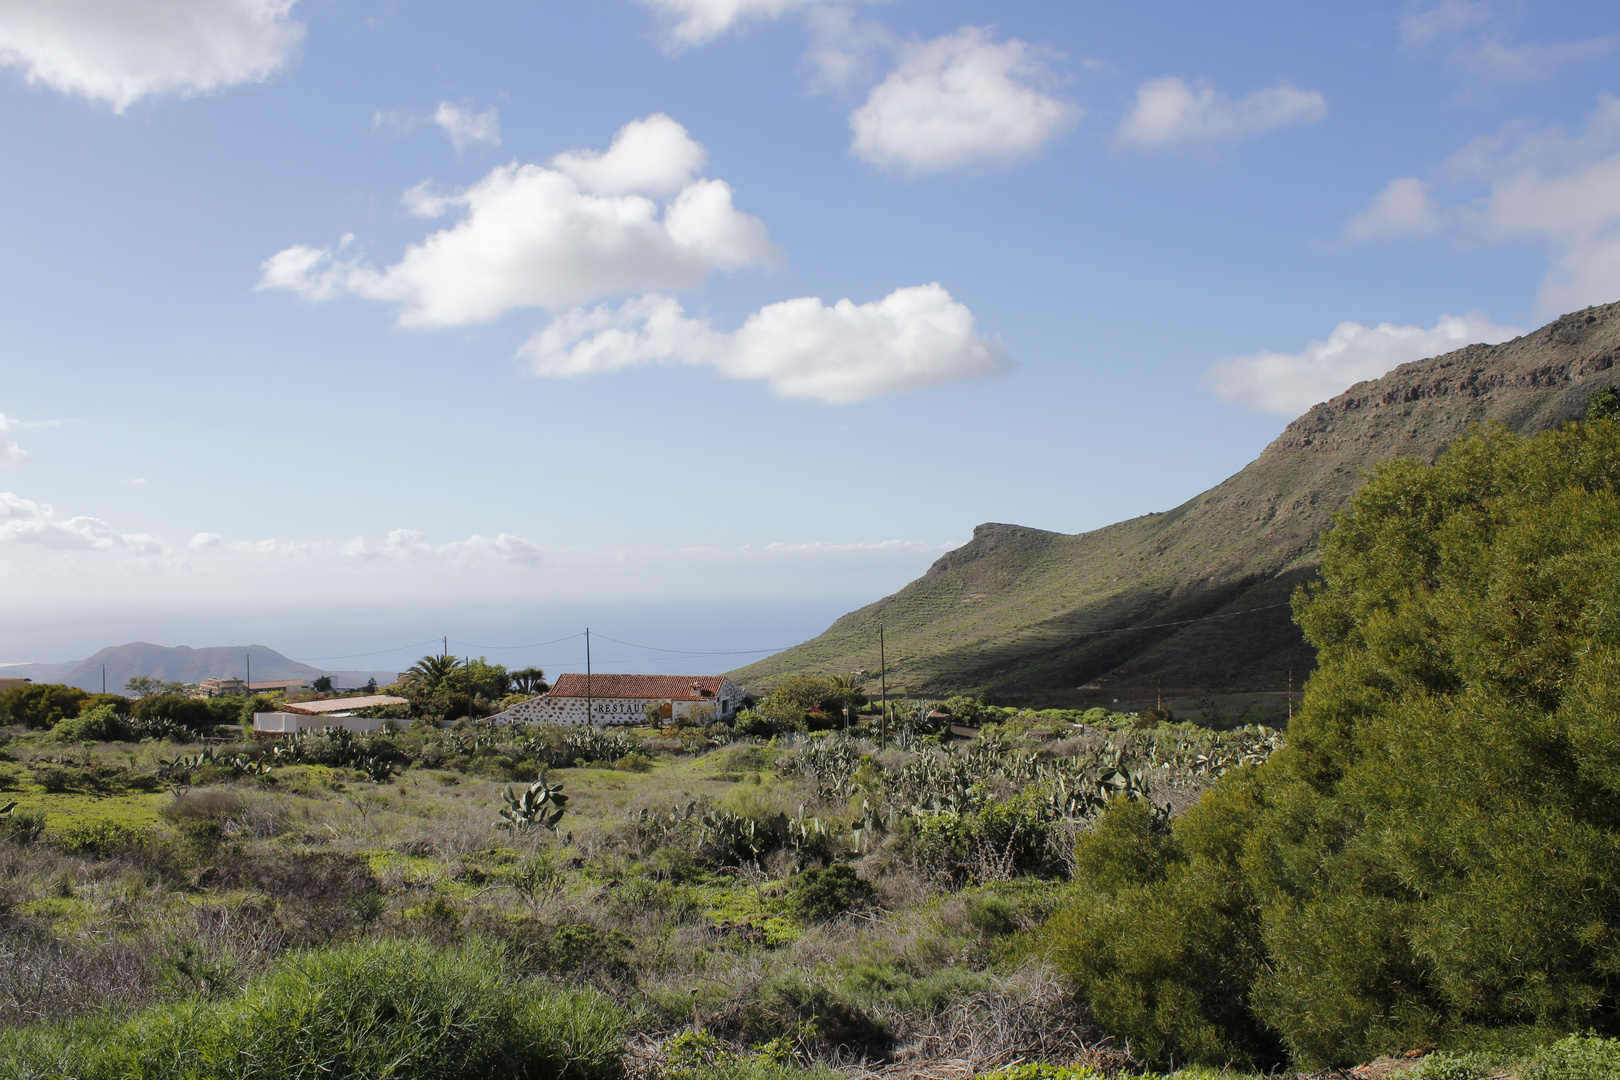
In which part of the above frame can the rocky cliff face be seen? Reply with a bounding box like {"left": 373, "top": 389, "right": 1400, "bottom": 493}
{"left": 729, "top": 303, "right": 1620, "bottom": 698}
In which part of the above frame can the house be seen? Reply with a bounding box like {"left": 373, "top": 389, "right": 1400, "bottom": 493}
{"left": 253, "top": 694, "right": 408, "bottom": 735}
{"left": 249, "top": 679, "right": 313, "bottom": 695}
{"left": 490, "top": 674, "right": 745, "bottom": 726}
{"left": 199, "top": 677, "right": 313, "bottom": 698}
{"left": 0, "top": 677, "right": 32, "bottom": 692}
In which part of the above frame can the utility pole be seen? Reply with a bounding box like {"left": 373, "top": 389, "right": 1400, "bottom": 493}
{"left": 1287, "top": 667, "right": 1293, "bottom": 724}
{"left": 443, "top": 636, "right": 448, "bottom": 659}
{"left": 246, "top": 653, "right": 251, "bottom": 692}
{"left": 101, "top": 664, "right": 105, "bottom": 695}
{"left": 879, "top": 623, "right": 887, "bottom": 751}
{"left": 585, "top": 627, "right": 593, "bottom": 728}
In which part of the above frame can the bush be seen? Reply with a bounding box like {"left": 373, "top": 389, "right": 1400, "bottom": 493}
{"left": 966, "top": 894, "right": 1019, "bottom": 936}
{"left": 1528, "top": 1034, "right": 1620, "bottom": 1080}
{"left": 0, "top": 937, "right": 628, "bottom": 1080}
{"left": 1, "top": 807, "right": 46, "bottom": 844}
{"left": 788, "top": 863, "right": 876, "bottom": 922}
{"left": 0, "top": 683, "right": 89, "bottom": 729}
{"left": 614, "top": 751, "right": 653, "bottom": 773}
{"left": 981, "top": 1066, "right": 1105, "bottom": 1080}
{"left": 57, "top": 820, "right": 152, "bottom": 856}
{"left": 54, "top": 704, "right": 134, "bottom": 743}
{"left": 1406, "top": 1051, "right": 1500, "bottom": 1080}
{"left": 1051, "top": 420, "right": 1620, "bottom": 1069}
{"left": 732, "top": 710, "right": 774, "bottom": 738}
{"left": 36, "top": 766, "right": 76, "bottom": 793}
{"left": 131, "top": 694, "right": 215, "bottom": 736}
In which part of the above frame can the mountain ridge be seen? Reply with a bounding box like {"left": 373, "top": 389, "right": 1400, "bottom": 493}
{"left": 729, "top": 301, "right": 1620, "bottom": 699}
{"left": 2, "top": 642, "right": 397, "bottom": 694}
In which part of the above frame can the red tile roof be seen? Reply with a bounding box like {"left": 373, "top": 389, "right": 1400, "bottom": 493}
{"left": 546, "top": 674, "right": 730, "bottom": 701}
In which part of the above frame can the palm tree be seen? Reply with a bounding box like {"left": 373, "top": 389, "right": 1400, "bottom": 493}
{"left": 511, "top": 667, "right": 547, "bottom": 695}
{"left": 405, "top": 654, "right": 463, "bottom": 690}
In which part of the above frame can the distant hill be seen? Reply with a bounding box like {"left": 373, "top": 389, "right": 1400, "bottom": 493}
{"left": 730, "top": 301, "right": 1620, "bottom": 702}
{"left": 2, "top": 643, "right": 397, "bottom": 694}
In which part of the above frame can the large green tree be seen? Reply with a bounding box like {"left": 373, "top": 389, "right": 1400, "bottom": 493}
{"left": 1054, "top": 418, "right": 1620, "bottom": 1068}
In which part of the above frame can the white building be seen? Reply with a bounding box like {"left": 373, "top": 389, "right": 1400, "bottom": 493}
{"left": 491, "top": 674, "right": 745, "bottom": 726}
{"left": 252, "top": 693, "right": 408, "bottom": 735}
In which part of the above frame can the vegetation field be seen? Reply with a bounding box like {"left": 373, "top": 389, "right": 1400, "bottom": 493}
{"left": 10, "top": 416, "right": 1620, "bottom": 1078}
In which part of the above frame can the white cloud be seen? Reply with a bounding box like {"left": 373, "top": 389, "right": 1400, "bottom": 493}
{"left": 1204, "top": 312, "right": 1522, "bottom": 416}
{"left": 1399, "top": 1, "right": 1494, "bottom": 49}
{"left": 0, "top": 0, "right": 304, "bottom": 112}
{"left": 637, "top": 0, "right": 836, "bottom": 51}
{"left": 258, "top": 115, "right": 777, "bottom": 327}
{"left": 849, "top": 27, "right": 1078, "bottom": 175}
{"left": 1455, "top": 96, "right": 1620, "bottom": 316}
{"left": 521, "top": 283, "right": 1012, "bottom": 404}
{"left": 339, "top": 529, "right": 543, "bottom": 567}
{"left": 1399, "top": 2, "right": 1616, "bottom": 89}
{"left": 0, "top": 413, "right": 24, "bottom": 465}
{"left": 1345, "top": 177, "right": 1446, "bottom": 241}
{"left": 1117, "top": 76, "right": 1325, "bottom": 149}
{"left": 0, "top": 491, "right": 166, "bottom": 554}
{"left": 431, "top": 101, "right": 500, "bottom": 152}
{"left": 550, "top": 113, "right": 706, "bottom": 198}
{"left": 805, "top": 5, "right": 891, "bottom": 91}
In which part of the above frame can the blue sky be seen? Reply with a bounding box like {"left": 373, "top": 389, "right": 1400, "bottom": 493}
{"left": 2, "top": 0, "right": 1618, "bottom": 675}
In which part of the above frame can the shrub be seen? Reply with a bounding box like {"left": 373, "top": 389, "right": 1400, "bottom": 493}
{"left": 1528, "top": 1034, "right": 1620, "bottom": 1080}
{"left": 1405, "top": 1051, "right": 1499, "bottom": 1080}
{"left": 732, "top": 710, "right": 774, "bottom": 738}
{"left": 614, "top": 751, "right": 653, "bottom": 773}
{"left": 57, "top": 820, "right": 152, "bottom": 856}
{"left": 36, "top": 766, "right": 76, "bottom": 793}
{"left": 1, "top": 807, "right": 46, "bottom": 844}
{"left": 981, "top": 1066, "right": 1105, "bottom": 1080}
{"left": 54, "top": 704, "right": 134, "bottom": 743}
{"left": 966, "top": 894, "right": 1019, "bottom": 936}
{"left": 1052, "top": 421, "right": 1620, "bottom": 1069}
{"left": 0, "top": 683, "right": 89, "bottom": 729}
{"left": 131, "top": 695, "right": 215, "bottom": 736}
{"left": 789, "top": 863, "right": 876, "bottom": 922}
{"left": 0, "top": 937, "right": 628, "bottom": 1080}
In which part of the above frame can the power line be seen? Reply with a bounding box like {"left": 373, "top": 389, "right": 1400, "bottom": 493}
{"left": 447, "top": 632, "right": 585, "bottom": 652}
{"left": 292, "top": 638, "right": 444, "bottom": 662}
{"left": 585, "top": 631, "right": 789, "bottom": 656}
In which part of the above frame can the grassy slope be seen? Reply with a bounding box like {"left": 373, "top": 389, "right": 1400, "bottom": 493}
{"left": 732, "top": 303, "right": 1620, "bottom": 698}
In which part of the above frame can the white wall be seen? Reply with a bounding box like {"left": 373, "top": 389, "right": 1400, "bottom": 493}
{"left": 253, "top": 711, "right": 387, "bottom": 734}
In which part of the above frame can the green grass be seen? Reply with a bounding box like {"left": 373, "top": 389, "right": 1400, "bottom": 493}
{"left": 0, "top": 937, "right": 628, "bottom": 1080}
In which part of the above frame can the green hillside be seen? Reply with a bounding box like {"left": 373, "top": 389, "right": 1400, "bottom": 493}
{"left": 730, "top": 302, "right": 1620, "bottom": 702}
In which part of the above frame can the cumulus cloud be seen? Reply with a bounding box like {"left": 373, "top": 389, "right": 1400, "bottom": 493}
{"left": 1453, "top": 96, "right": 1620, "bottom": 316}
{"left": 1204, "top": 312, "right": 1522, "bottom": 416}
{"left": 0, "top": 414, "right": 24, "bottom": 465}
{"left": 1117, "top": 76, "right": 1325, "bottom": 149}
{"left": 520, "top": 283, "right": 1012, "bottom": 404}
{"left": 0, "top": 491, "right": 166, "bottom": 553}
{"left": 1345, "top": 176, "right": 1446, "bottom": 241}
{"left": 849, "top": 27, "right": 1078, "bottom": 175}
{"left": 0, "top": 0, "right": 304, "bottom": 112}
{"left": 636, "top": 0, "right": 841, "bottom": 51}
{"left": 550, "top": 113, "right": 706, "bottom": 197}
{"left": 258, "top": 114, "right": 777, "bottom": 327}
{"left": 431, "top": 101, "right": 500, "bottom": 152}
